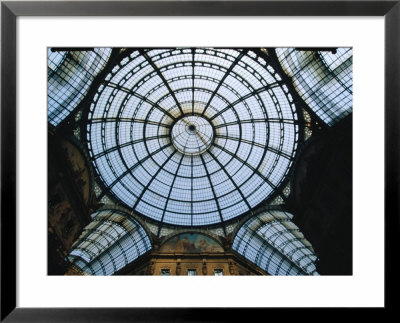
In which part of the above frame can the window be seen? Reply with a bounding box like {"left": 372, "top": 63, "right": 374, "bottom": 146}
{"left": 187, "top": 269, "right": 197, "bottom": 276}
{"left": 161, "top": 269, "right": 170, "bottom": 276}
{"left": 214, "top": 269, "right": 223, "bottom": 276}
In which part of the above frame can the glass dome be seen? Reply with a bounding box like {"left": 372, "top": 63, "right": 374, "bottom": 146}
{"left": 87, "top": 48, "right": 299, "bottom": 226}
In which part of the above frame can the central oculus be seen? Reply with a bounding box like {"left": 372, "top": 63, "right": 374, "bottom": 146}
{"left": 171, "top": 115, "right": 214, "bottom": 155}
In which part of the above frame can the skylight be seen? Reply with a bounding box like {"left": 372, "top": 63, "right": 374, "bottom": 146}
{"left": 232, "top": 209, "right": 319, "bottom": 275}
{"left": 276, "top": 48, "right": 352, "bottom": 126}
{"left": 87, "top": 48, "right": 299, "bottom": 226}
{"left": 48, "top": 48, "right": 111, "bottom": 126}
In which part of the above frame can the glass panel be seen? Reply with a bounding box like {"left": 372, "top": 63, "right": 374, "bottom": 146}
{"left": 276, "top": 48, "right": 352, "bottom": 126}
{"left": 232, "top": 209, "right": 319, "bottom": 276}
{"left": 48, "top": 48, "right": 112, "bottom": 126}
{"left": 67, "top": 210, "right": 152, "bottom": 275}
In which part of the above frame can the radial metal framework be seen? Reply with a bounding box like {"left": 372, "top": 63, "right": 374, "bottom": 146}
{"left": 87, "top": 48, "right": 299, "bottom": 227}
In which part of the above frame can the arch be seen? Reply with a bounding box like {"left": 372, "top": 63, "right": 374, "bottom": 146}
{"left": 232, "top": 209, "right": 318, "bottom": 275}
{"left": 67, "top": 209, "right": 152, "bottom": 275}
{"left": 48, "top": 48, "right": 112, "bottom": 126}
{"left": 275, "top": 48, "right": 352, "bottom": 127}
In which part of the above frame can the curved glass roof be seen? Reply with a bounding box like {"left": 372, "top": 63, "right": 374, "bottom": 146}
{"left": 276, "top": 48, "right": 352, "bottom": 126}
{"left": 68, "top": 209, "right": 152, "bottom": 275}
{"left": 48, "top": 48, "right": 111, "bottom": 126}
{"left": 87, "top": 48, "right": 299, "bottom": 227}
{"left": 232, "top": 209, "right": 318, "bottom": 275}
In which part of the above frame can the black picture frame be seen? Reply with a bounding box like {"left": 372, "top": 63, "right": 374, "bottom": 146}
{"left": 1, "top": 0, "right": 397, "bottom": 321}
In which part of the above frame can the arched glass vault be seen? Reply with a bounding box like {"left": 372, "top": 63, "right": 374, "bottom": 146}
{"left": 276, "top": 48, "right": 352, "bottom": 126}
{"left": 87, "top": 48, "right": 299, "bottom": 227}
{"left": 232, "top": 209, "right": 318, "bottom": 275}
{"left": 67, "top": 209, "right": 152, "bottom": 275}
{"left": 48, "top": 48, "right": 112, "bottom": 126}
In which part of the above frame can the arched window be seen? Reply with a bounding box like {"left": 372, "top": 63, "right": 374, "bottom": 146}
{"left": 232, "top": 209, "right": 318, "bottom": 275}
{"left": 67, "top": 209, "right": 152, "bottom": 275}
{"left": 48, "top": 48, "right": 112, "bottom": 126}
{"left": 276, "top": 48, "right": 352, "bottom": 126}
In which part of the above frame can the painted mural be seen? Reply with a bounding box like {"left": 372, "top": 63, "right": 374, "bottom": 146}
{"left": 159, "top": 233, "right": 224, "bottom": 253}
{"left": 60, "top": 140, "right": 90, "bottom": 205}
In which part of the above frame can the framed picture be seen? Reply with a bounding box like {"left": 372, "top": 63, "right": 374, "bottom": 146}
{"left": 1, "top": 0, "right": 397, "bottom": 320}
